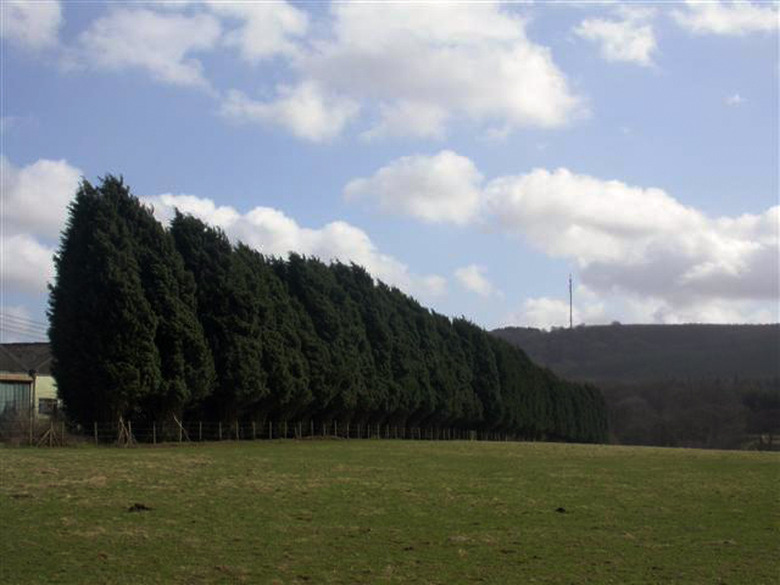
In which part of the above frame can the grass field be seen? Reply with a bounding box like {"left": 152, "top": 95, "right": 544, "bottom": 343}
{"left": 1, "top": 440, "right": 777, "bottom": 584}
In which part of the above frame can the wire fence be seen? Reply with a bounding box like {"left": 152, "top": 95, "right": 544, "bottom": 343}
{"left": 0, "top": 416, "right": 529, "bottom": 448}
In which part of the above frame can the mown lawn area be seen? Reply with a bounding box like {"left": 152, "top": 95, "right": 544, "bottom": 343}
{"left": 1, "top": 440, "right": 777, "bottom": 584}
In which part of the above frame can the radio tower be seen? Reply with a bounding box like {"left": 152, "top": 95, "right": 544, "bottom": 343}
{"left": 568, "top": 274, "right": 573, "bottom": 330}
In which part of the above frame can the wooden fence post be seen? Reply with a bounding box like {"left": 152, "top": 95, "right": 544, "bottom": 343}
{"left": 199, "top": 421, "right": 202, "bottom": 442}
{"left": 218, "top": 421, "right": 222, "bottom": 441}
{"left": 93, "top": 422, "right": 98, "bottom": 446}
{"left": 252, "top": 421, "right": 256, "bottom": 440}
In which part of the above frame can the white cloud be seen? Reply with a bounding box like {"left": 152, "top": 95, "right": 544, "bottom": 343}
{"left": 1, "top": 155, "right": 82, "bottom": 241}
{"left": 361, "top": 101, "right": 449, "bottom": 142}
{"left": 575, "top": 13, "right": 657, "bottom": 66}
{"left": 143, "top": 194, "right": 446, "bottom": 300}
{"left": 1, "top": 0, "right": 62, "bottom": 51}
{"left": 299, "top": 2, "right": 582, "bottom": 138}
{"left": 54, "top": 2, "right": 581, "bottom": 141}
{"left": 485, "top": 168, "right": 779, "bottom": 305}
{"left": 0, "top": 234, "right": 56, "bottom": 294}
{"left": 454, "top": 265, "right": 501, "bottom": 298}
{"left": 349, "top": 150, "right": 779, "bottom": 322}
{"left": 206, "top": 0, "right": 308, "bottom": 62}
{"left": 344, "top": 151, "right": 483, "bottom": 225}
{"left": 672, "top": 1, "right": 779, "bottom": 36}
{"left": 0, "top": 156, "right": 80, "bottom": 299}
{"left": 725, "top": 93, "right": 746, "bottom": 106}
{"left": 144, "top": 193, "right": 240, "bottom": 229}
{"left": 76, "top": 7, "right": 222, "bottom": 89}
{"left": 218, "top": 2, "right": 581, "bottom": 141}
{"left": 504, "top": 287, "right": 777, "bottom": 329}
{"left": 220, "top": 83, "right": 359, "bottom": 142}
{"left": 506, "top": 297, "right": 572, "bottom": 330}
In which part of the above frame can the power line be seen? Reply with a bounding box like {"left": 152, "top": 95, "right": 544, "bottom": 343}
{"left": 0, "top": 319, "right": 49, "bottom": 336}
{"left": 0, "top": 312, "right": 49, "bottom": 329}
{"left": 0, "top": 314, "right": 50, "bottom": 335}
{"left": 0, "top": 327, "right": 48, "bottom": 342}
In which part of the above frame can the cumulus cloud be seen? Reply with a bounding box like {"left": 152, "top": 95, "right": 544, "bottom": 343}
{"left": 505, "top": 297, "right": 572, "bottom": 330}
{"left": 143, "top": 194, "right": 447, "bottom": 300}
{"left": 344, "top": 151, "right": 483, "bottom": 225}
{"left": 1, "top": 155, "right": 82, "bottom": 240}
{"left": 454, "top": 265, "right": 501, "bottom": 298}
{"left": 1, "top": 156, "right": 80, "bottom": 298}
{"left": 220, "top": 83, "right": 359, "bottom": 142}
{"left": 1, "top": 234, "right": 56, "bottom": 294}
{"left": 485, "top": 168, "right": 779, "bottom": 305}
{"left": 360, "top": 101, "right": 449, "bottom": 142}
{"left": 505, "top": 288, "right": 776, "bottom": 330}
{"left": 216, "top": 1, "right": 582, "bottom": 141}
{"left": 76, "top": 7, "right": 221, "bottom": 89}
{"left": 301, "top": 2, "right": 582, "bottom": 137}
{"left": 672, "top": 1, "right": 779, "bottom": 36}
{"left": 575, "top": 10, "right": 657, "bottom": 66}
{"left": 207, "top": 0, "right": 309, "bottom": 63}
{"left": 1, "top": 0, "right": 62, "bottom": 51}
{"left": 348, "top": 150, "right": 779, "bottom": 323}
{"left": 36, "top": 2, "right": 582, "bottom": 141}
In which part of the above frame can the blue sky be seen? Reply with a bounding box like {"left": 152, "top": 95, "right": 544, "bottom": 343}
{"left": 1, "top": 1, "right": 778, "bottom": 342}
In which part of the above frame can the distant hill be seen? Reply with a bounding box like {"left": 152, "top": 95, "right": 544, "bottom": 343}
{"left": 492, "top": 324, "right": 780, "bottom": 450}
{"left": 492, "top": 324, "right": 780, "bottom": 383}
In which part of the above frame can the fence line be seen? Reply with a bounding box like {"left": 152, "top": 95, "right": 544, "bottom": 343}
{"left": 0, "top": 417, "right": 527, "bottom": 447}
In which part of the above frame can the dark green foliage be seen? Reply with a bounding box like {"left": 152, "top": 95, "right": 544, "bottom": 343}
{"left": 50, "top": 179, "right": 608, "bottom": 442}
{"left": 493, "top": 324, "right": 780, "bottom": 449}
{"left": 48, "top": 181, "right": 157, "bottom": 422}
{"left": 169, "top": 214, "right": 265, "bottom": 420}
{"left": 49, "top": 177, "right": 213, "bottom": 423}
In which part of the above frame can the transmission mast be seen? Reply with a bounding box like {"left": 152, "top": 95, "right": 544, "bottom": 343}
{"left": 568, "top": 274, "right": 573, "bottom": 330}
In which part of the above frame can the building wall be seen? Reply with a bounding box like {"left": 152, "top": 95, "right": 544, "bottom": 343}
{"left": 34, "top": 375, "right": 59, "bottom": 416}
{"left": 0, "top": 374, "right": 59, "bottom": 418}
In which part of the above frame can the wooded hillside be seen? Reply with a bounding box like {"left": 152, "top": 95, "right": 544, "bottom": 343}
{"left": 48, "top": 176, "right": 607, "bottom": 443}
{"left": 493, "top": 324, "right": 780, "bottom": 449}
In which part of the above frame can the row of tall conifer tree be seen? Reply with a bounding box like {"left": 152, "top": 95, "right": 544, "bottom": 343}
{"left": 48, "top": 176, "right": 608, "bottom": 443}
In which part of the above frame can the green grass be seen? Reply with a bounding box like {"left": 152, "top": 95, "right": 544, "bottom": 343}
{"left": 1, "top": 440, "right": 777, "bottom": 584}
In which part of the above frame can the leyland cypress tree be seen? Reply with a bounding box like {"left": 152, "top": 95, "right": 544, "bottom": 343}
{"left": 170, "top": 213, "right": 265, "bottom": 420}
{"left": 49, "top": 178, "right": 161, "bottom": 424}
{"left": 110, "top": 185, "right": 215, "bottom": 420}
